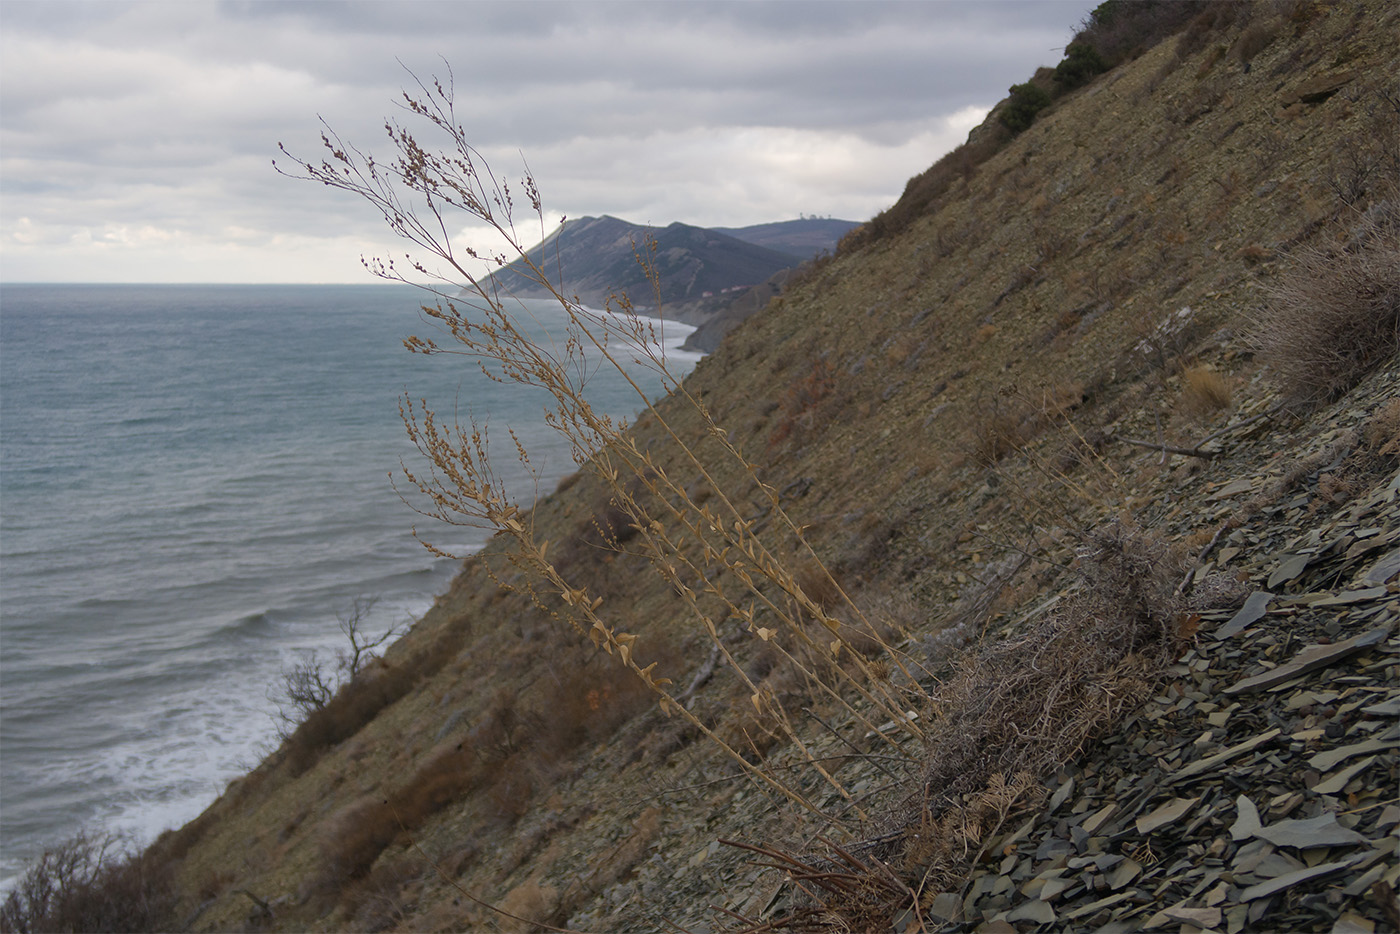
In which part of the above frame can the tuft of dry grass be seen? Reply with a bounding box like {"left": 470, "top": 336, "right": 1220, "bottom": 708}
{"left": 1253, "top": 221, "right": 1399, "bottom": 403}
{"left": 1180, "top": 364, "right": 1233, "bottom": 418}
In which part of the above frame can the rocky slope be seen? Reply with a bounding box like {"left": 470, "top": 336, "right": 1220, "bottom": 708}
{"left": 145, "top": 3, "right": 1399, "bottom": 932}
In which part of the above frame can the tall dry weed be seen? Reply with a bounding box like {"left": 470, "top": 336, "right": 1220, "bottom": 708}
{"left": 279, "top": 68, "right": 929, "bottom": 834}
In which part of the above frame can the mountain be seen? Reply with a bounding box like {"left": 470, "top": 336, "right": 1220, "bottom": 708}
{"left": 481, "top": 214, "right": 799, "bottom": 313}
{"left": 711, "top": 218, "right": 859, "bottom": 261}
{"left": 21, "top": 3, "right": 1398, "bottom": 932}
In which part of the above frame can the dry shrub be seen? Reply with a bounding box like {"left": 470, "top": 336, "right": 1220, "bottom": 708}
{"left": 767, "top": 359, "right": 839, "bottom": 451}
{"left": 284, "top": 647, "right": 447, "bottom": 775}
{"left": 1233, "top": 16, "right": 1281, "bottom": 63}
{"left": 529, "top": 651, "right": 660, "bottom": 765}
{"left": 1254, "top": 232, "right": 1400, "bottom": 403}
{"left": 345, "top": 855, "right": 422, "bottom": 933}
{"left": 1073, "top": 0, "right": 1207, "bottom": 66}
{"left": 1307, "top": 400, "right": 1400, "bottom": 512}
{"left": 1175, "top": 2, "right": 1250, "bottom": 60}
{"left": 316, "top": 797, "right": 401, "bottom": 892}
{"left": 396, "top": 741, "right": 481, "bottom": 823}
{"left": 793, "top": 558, "right": 844, "bottom": 613}
{"left": 849, "top": 130, "right": 1008, "bottom": 249}
{"left": 773, "top": 521, "right": 1185, "bottom": 931}
{"left": 972, "top": 401, "right": 1034, "bottom": 465}
{"left": 0, "top": 833, "right": 176, "bottom": 934}
{"left": 1363, "top": 399, "right": 1400, "bottom": 458}
{"left": 917, "top": 521, "right": 1183, "bottom": 810}
{"left": 1236, "top": 243, "right": 1272, "bottom": 264}
{"left": 483, "top": 753, "right": 536, "bottom": 826}
{"left": 1180, "top": 364, "right": 1233, "bottom": 417}
{"left": 314, "top": 742, "right": 485, "bottom": 894}
{"left": 971, "top": 382, "right": 1084, "bottom": 466}
{"left": 497, "top": 878, "right": 559, "bottom": 934}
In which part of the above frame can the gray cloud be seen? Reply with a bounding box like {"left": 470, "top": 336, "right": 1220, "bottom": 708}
{"left": 1, "top": 0, "right": 1096, "bottom": 283}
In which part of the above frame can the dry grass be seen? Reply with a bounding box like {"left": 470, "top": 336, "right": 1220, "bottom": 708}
{"left": 1180, "top": 364, "right": 1233, "bottom": 418}
{"left": 743, "top": 520, "right": 1186, "bottom": 931}
{"left": 1253, "top": 204, "right": 1399, "bottom": 403}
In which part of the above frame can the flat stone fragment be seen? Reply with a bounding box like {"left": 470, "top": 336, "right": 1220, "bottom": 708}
{"left": 1210, "top": 478, "right": 1255, "bottom": 500}
{"left": 1064, "top": 892, "right": 1132, "bottom": 920}
{"left": 975, "top": 919, "right": 1017, "bottom": 933}
{"left": 1363, "top": 547, "right": 1400, "bottom": 585}
{"left": 1249, "top": 850, "right": 1306, "bottom": 879}
{"left": 1108, "top": 858, "right": 1142, "bottom": 890}
{"left": 1215, "top": 591, "right": 1273, "bottom": 639}
{"left": 1230, "top": 795, "right": 1262, "bottom": 841}
{"left": 1165, "top": 905, "right": 1223, "bottom": 929}
{"left": 1237, "top": 857, "right": 1358, "bottom": 901}
{"left": 1171, "top": 728, "right": 1282, "bottom": 782}
{"left": 927, "top": 892, "right": 962, "bottom": 922}
{"left": 1225, "top": 628, "right": 1392, "bottom": 694}
{"left": 1330, "top": 911, "right": 1376, "bottom": 933}
{"left": 1311, "top": 587, "right": 1389, "bottom": 606}
{"left": 1268, "top": 553, "right": 1312, "bottom": 589}
{"left": 1312, "top": 755, "right": 1377, "bottom": 796}
{"left": 1007, "top": 899, "right": 1057, "bottom": 924}
{"left": 1361, "top": 696, "right": 1400, "bottom": 717}
{"left": 1081, "top": 802, "right": 1116, "bottom": 834}
{"left": 1255, "top": 813, "right": 1369, "bottom": 849}
{"left": 1137, "top": 796, "right": 1199, "bottom": 834}
{"left": 1310, "top": 736, "right": 1397, "bottom": 771}
{"left": 1233, "top": 839, "right": 1276, "bottom": 874}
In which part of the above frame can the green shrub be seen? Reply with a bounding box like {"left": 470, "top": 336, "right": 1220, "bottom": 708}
{"left": 999, "top": 82, "right": 1053, "bottom": 134}
{"left": 1075, "top": 0, "right": 1208, "bottom": 65}
{"left": 1054, "top": 41, "right": 1109, "bottom": 88}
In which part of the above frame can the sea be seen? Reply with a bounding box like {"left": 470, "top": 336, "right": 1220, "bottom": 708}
{"left": 0, "top": 283, "right": 700, "bottom": 888}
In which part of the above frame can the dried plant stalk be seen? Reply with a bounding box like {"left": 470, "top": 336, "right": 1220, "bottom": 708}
{"left": 277, "top": 67, "right": 928, "bottom": 821}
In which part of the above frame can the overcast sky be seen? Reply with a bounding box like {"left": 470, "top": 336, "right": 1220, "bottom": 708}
{"left": 1, "top": 1, "right": 1096, "bottom": 284}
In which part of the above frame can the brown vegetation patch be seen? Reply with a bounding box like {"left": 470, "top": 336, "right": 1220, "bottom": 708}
{"left": 0, "top": 834, "right": 176, "bottom": 934}
{"left": 1253, "top": 222, "right": 1399, "bottom": 403}
{"left": 760, "top": 521, "right": 1186, "bottom": 930}
{"left": 1180, "top": 364, "right": 1233, "bottom": 418}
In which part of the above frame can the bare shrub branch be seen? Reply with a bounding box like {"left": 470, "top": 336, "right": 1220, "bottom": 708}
{"left": 271, "top": 595, "right": 403, "bottom": 736}
{"left": 0, "top": 833, "right": 175, "bottom": 934}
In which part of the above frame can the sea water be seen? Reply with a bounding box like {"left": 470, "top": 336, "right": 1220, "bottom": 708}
{"left": 0, "top": 283, "right": 699, "bottom": 887}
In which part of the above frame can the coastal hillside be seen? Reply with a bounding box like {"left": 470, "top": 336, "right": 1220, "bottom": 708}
{"left": 480, "top": 215, "right": 797, "bottom": 314}
{"left": 8, "top": 2, "right": 1396, "bottom": 932}
{"left": 712, "top": 218, "right": 860, "bottom": 261}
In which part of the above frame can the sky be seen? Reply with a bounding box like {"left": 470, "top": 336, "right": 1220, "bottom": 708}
{"left": 0, "top": 1, "right": 1098, "bottom": 284}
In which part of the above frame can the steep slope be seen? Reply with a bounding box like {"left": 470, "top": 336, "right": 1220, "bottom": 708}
{"left": 142, "top": 4, "right": 1399, "bottom": 933}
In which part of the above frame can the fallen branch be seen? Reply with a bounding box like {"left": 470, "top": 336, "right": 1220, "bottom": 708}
{"left": 1123, "top": 401, "right": 1288, "bottom": 461}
